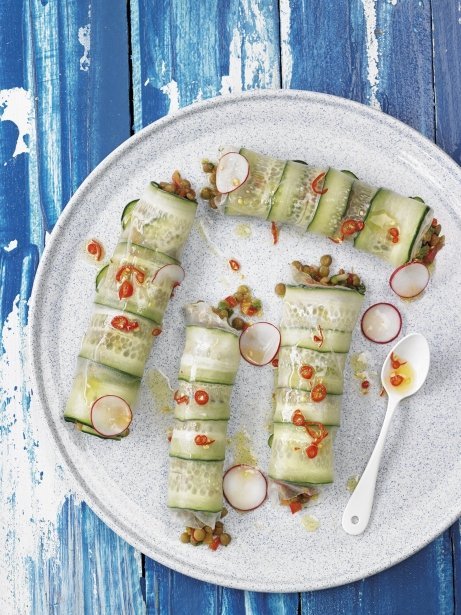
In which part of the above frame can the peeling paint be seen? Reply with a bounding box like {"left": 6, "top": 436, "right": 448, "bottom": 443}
{"left": 160, "top": 79, "right": 180, "bottom": 114}
{"left": 279, "top": 0, "right": 293, "bottom": 87}
{"left": 362, "top": 0, "right": 381, "bottom": 108}
{"left": 0, "top": 297, "right": 71, "bottom": 614}
{"left": 4, "top": 240, "right": 18, "bottom": 252}
{"left": 78, "top": 24, "right": 91, "bottom": 71}
{"left": 0, "top": 88, "right": 33, "bottom": 157}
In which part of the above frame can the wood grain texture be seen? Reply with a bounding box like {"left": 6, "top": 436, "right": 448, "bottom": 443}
{"left": 0, "top": 1, "right": 144, "bottom": 614}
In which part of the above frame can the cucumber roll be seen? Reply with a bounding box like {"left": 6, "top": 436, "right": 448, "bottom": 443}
{"left": 206, "top": 147, "right": 443, "bottom": 267}
{"left": 64, "top": 175, "right": 197, "bottom": 438}
{"left": 268, "top": 273, "right": 364, "bottom": 501}
{"left": 167, "top": 302, "right": 240, "bottom": 527}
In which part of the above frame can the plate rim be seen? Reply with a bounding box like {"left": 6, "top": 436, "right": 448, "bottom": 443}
{"left": 29, "top": 88, "right": 461, "bottom": 592}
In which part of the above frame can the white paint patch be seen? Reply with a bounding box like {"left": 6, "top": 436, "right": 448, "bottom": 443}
{"left": 362, "top": 0, "right": 381, "bottom": 109}
{"left": 0, "top": 88, "right": 33, "bottom": 157}
{"left": 220, "top": 27, "right": 243, "bottom": 95}
{"left": 0, "top": 297, "right": 72, "bottom": 614}
{"left": 144, "top": 78, "right": 150, "bottom": 86}
{"left": 4, "top": 239, "right": 18, "bottom": 252}
{"left": 78, "top": 24, "right": 91, "bottom": 71}
{"left": 279, "top": 0, "right": 293, "bottom": 88}
{"left": 389, "top": 0, "right": 397, "bottom": 6}
{"left": 160, "top": 79, "right": 180, "bottom": 114}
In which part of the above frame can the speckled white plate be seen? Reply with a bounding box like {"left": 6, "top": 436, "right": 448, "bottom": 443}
{"left": 29, "top": 90, "right": 461, "bottom": 592}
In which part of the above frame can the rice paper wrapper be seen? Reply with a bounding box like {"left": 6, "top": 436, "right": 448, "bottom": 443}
{"left": 171, "top": 509, "right": 222, "bottom": 530}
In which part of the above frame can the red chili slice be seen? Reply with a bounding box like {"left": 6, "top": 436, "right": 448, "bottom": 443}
{"left": 152, "top": 327, "right": 162, "bottom": 336}
{"left": 306, "top": 444, "right": 319, "bottom": 459}
{"left": 209, "top": 536, "right": 221, "bottom": 551}
{"left": 245, "top": 305, "right": 258, "bottom": 317}
{"left": 271, "top": 221, "right": 279, "bottom": 244}
{"left": 390, "top": 352, "right": 407, "bottom": 370}
{"left": 340, "top": 219, "right": 360, "bottom": 237}
{"left": 390, "top": 374, "right": 404, "bottom": 387}
{"left": 174, "top": 391, "right": 190, "bottom": 405}
{"left": 194, "top": 390, "right": 209, "bottom": 405}
{"left": 292, "top": 410, "right": 306, "bottom": 427}
{"left": 194, "top": 434, "right": 215, "bottom": 446}
{"left": 389, "top": 227, "right": 399, "bottom": 238}
{"left": 311, "top": 172, "right": 328, "bottom": 195}
{"left": 111, "top": 315, "right": 129, "bottom": 331}
{"left": 361, "top": 380, "right": 370, "bottom": 390}
{"left": 229, "top": 259, "right": 240, "bottom": 271}
{"left": 305, "top": 421, "right": 328, "bottom": 443}
{"left": 116, "top": 265, "right": 145, "bottom": 284}
{"left": 312, "top": 325, "right": 325, "bottom": 349}
{"left": 289, "top": 501, "right": 302, "bottom": 514}
{"left": 86, "top": 239, "right": 103, "bottom": 261}
{"left": 299, "top": 364, "right": 315, "bottom": 380}
{"left": 271, "top": 358, "right": 279, "bottom": 368}
{"left": 311, "top": 384, "right": 327, "bottom": 403}
{"left": 118, "top": 280, "right": 134, "bottom": 299}
{"left": 224, "top": 295, "right": 238, "bottom": 308}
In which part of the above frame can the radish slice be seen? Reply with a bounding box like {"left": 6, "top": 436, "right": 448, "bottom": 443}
{"left": 361, "top": 303, "right": 402, "bottom": 344}
{"left": 215, "top": 152, "right": 250, "bottom": 194}
{"left": 223, "top": 465, "right": 267, "bottom": 511}
{"left": 239, "top": 322, "right": 281, "bottom": 366}
{"left": 390, "top": 262, "right": 430, "bottom": 298}
{"left": 91, "top": 395, "right": 132, "bottom": 437}
{"left": 152, "top": 264, "right": 185, "bottom": 287}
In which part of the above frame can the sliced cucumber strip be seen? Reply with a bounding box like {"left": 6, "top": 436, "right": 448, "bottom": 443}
{"left": 273, "top": 388, "right": 342, "bottom": 426}
{"left": 64, "top": 358, "right": 140, "bottom": 427}
{"left": 121, "top": 199, "right": 139, "bottom": 229}
{"left": 169, "top": 419, "right": 228, "bottom": 461}
{"left": 121, "top": 182, "right": 197, "bottom": 259}
{"left": 280, "top": 327, "right": 352, "bottom": 353}
{"left": 354, "top": 188, "right": 432, "bottom": 266}
{"left": 281, "top": 285, "right": 365, "bottom": 333}
{"left": 224, "top": 148, "right": 286, "bottom": 219}
{"left": 79, "top": 306, "right": 155, "bottom": 378}
{"left": 174, "top": 381, "right": 232, "bottom": 421}
{"left": 95, "top": 264, "right": 109, "bottom": 291}
{"left": 95, "top": 241, "right": 177, "bottom": 323}
{"left": 268, "top": 423, "right": 337, "bottom": 485}
{"left": 307, "top": 169, "right": 354, "bottom": 236}
{"left": 339, "top": 180, "right": 378, "bottom": 240}
{"left": 167, "top": 457, "right": 224, "bottom": 512}
{"left": 179, "top": 325, "right": 240, "bottom": 385}
{"left": 268, "top": 161, "right": 324, "bottom": 228}
{"left": 276, "top": 346, "right": 346, "bottom": 394}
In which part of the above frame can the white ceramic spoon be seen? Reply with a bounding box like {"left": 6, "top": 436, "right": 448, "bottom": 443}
{"left": 342, "top": 333, "right": 430, "bottom": 535}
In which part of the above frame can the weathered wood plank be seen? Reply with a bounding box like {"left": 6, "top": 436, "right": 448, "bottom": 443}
{"left": 130, "top": 0, "right": 281, "bottom": 130}
{"left": 0, "top": 1, "right": 143, "bottom": 613}
{"left": 280, "top": 0, "right": 454, "bottom": 612}
{"left": 431, "top": 5, "right": 461, "bottom": 610}
{"left": 130, "top": 0, "right": 299, "bottom": 611}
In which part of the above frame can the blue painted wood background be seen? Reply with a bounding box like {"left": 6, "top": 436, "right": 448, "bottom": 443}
{"left": 1, "top": 1, "right": 460, "bottom": 613}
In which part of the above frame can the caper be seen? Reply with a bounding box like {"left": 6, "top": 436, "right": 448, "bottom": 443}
{"left": 352, "top": 274, "right": 361, "bottom": 286}
{"left": 180, "top": 179, "right": 191, "bottom": 189}
{"left": 180, "top": 532, "right": 191, "bottom": 543}
{"left": 430, "top": 234, "right": 439, "bottom": 247}
{"left": 214, "top": 526, "right": 223, "bottom": 536}
{"left": 190, "top": 537, "right": 198, "bottom": 546}
{"left": 238, "top": 285, "right": 250, "bottom": 294}
{"left": 193, "top": 528, "right": 206, "bottom": 542}
{"left": 220, "top": 533, "right": 232, "bottom": 546}
{"left": 202, "top": 161, "right": 215, "bottom": 173}
{"left": 200, "top": 187, "right": 214, "bottom": 200}
{"left": 209, "top": 199, "right": 218, "bottom": 210}
{"left": 320, "top": 254, "right": 332, "bottom": 266}
{"left": 232, "top": 317, "right": 245, "bottom": 331}
{"left": 319, "top": 265, "right": 330, "bottom": 278}
{"left": 203, "top": 525, "right": 213, "bottom": 534}
{"left": 233, "top": 291, "right": 244, "bottom": 303}
{"left": 164, "top": 183, "right": 176, "bottom": 193}
{"left": 220, "top": 507, "right": 228, "bottom": 518}
{"left": 275, "top": 283, "right": 286, "bottom": 297}
{"left": 203, "top": 534, "right": 213, "bottom": 545}
{"left": 292, "top": 260, "right": 302, "bottom": 271}
{"left": 218, "top": 309, "right": 229, "bottom": 319}
{"left": 186, "top": 527, "right": 194, "bottom": 535}
{"left": 215, "top": 521, "right": 224, "bottom": 530}
{"left": 302, "top": 265, "right": 311, "bottom": 274}
{"left": 320, "top": 277, "right": 329, "bottom": 285}
{"left": 186, "top": 191, "right": 196, "bottom": 201}
{"left": 338, "top": 268, "right": 345, "bottom": 275}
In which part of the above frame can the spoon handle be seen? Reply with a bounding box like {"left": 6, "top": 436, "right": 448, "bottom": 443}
{"left": 342, "top": 398, "right": 399, "bottom": 535}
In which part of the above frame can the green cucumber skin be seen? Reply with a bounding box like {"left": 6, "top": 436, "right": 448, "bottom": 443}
{"left": 169, "top": 454, "right": 225, "bottom": 462}
{"left": 307, "top": 168, "right": 354, "bottom": 236}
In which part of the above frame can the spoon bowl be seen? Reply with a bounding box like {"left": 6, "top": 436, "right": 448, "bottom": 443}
{"left": 381, "top": 333, "right": 431, "bottom": 400}
{"left": 342, "top": 332, "right": 430, "bottom": 535}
